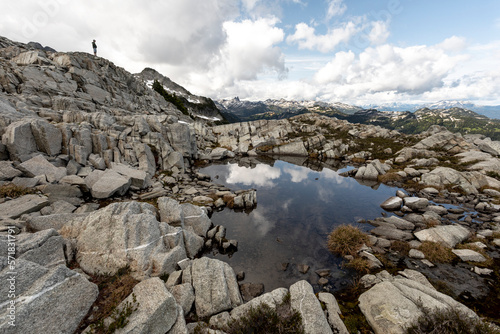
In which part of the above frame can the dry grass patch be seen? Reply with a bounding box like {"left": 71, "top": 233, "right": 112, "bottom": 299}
{"left": 0, "top": 184, "right": 36, "bottom": 198}
{"left": 77, "top": 267, "right": 139, "bottom": 333}
{"left": 345, "top": 257, "right": 371, "bottom": 274}
{"left": 406, "top": 307, "right": 500, "bottom": 334}
{"left": 390, "top": 240, "right": 411, "bottom": 256}
{"left": 418, "top": 241, "right": 455, "bottom": 263}
{"left": 327, "top": 224, "right": 370, "bottom": 257}
{"left": 378, "top": 172, "right": 403, "bottom": 184}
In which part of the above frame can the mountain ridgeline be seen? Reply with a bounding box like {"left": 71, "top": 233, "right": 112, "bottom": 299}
{"left": 217, "top": 98, "right": 500, "bottom": 140}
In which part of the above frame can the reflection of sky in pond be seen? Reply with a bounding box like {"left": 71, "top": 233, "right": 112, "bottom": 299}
{"left": 226, "top": 164, "right": 281, "bottom": 187}
{"left": 201, "top": 160, "right": 402, "bottom": 292}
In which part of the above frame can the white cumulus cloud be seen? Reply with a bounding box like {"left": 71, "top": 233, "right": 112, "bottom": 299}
{"left": 314, "top": 42, "right": 465, "bottom": 95}
{"left": 287, "top": 21, "right": 359, "bottom": 53}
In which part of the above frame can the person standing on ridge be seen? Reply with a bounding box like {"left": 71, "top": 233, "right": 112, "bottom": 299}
{"left": 92, "top": 39, "right": 97, "bottom": 56}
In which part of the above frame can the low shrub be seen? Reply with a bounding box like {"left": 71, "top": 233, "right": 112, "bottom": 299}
{"left": 77, "top": 266, "right": 139, "bottom": 333}
{"left": 390, "top": 240, "right": 411, "bottom": 256}
{"left": 327, "top": 224, "right": 369, "bottom": 257}
{"left": 345, "top": 257, "right": 370, "bottom": 274}
{"left": 223, "top": 293, "right": 304, "bottom": 334}
{"left": 418, "top": 241, "right": 455, "bottom": 263}
{"left": 406, "top": 307, "right": 500, "bottom": 334}
{"left": 378, "top": 172, "right": 403, "bottom": 184}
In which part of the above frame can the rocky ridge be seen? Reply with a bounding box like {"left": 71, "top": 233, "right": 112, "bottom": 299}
{"left": 0, "top": 35, "right": 499, "bottom": 333}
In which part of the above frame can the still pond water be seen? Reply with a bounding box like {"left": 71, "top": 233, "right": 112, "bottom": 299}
{"left": 200, "top": 157, "right": 402, "bottom": 292}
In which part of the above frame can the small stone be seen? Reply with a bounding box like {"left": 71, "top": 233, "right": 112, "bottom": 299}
{"left": 409, "top": 249, "right": 425, "bottom": 259}
{"left": 318, "top": 277, "right": 329, "bottom": 285}
{"left": 380, "top": 196, "right": 403, "bottom": 211}
{"left": 473, "top": 267, "right": 493, "bottom": 275}
{"left": 239, "top": 283, "right": 264, "bottom": 302}
{"left": 452, "top": 249, "right": 487, "bottom": 263}
{"left": 421, "top": 259, "right": 435, "bottom": 267}
{"left": 298, "top": 264, "right": 310, "bottom": 274}
{"left": 236, "top": 272, "right": 245, "bottom": 281}
{"left": 315, "top": 269, "right": 331, "bottom": 277}
{"left": 477, "top": 230, "right": 493, "bottom": 238}
{"left": 277, "top": 262, "right": 289, "bottom": 271}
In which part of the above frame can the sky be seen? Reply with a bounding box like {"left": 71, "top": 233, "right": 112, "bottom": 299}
{"left": 2, "top": 0, "right": 500, "bottom": 106}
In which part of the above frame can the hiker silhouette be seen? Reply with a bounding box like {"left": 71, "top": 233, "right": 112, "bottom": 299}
{"left": 92, "top": 39, "right": 97, "bottom": 56}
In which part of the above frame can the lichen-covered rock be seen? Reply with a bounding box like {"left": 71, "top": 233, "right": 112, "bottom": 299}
{"left": 290, "top": 280, "right": 333, "bottom": 334}
{"left": 61, "top": 201, "right": 187, "bottom": 277}
{"left": 192, "top": 257, "right": 243, "bottom": 318}
{"left": 112, "top": 278, "right": 178, "bottom": 334}
{"left": 0, "top": 259, "right": 98, "bottom": 334}
{"left": 359, "top": 275, "right": 477, "bottom": 334}
{"left": 414, "top": 225, "right": 470, "bottom": 248}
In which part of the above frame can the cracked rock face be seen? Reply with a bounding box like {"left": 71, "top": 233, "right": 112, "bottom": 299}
{"left": 359, "top": 272, "right": 478, "bottom": 334}
{"left": 61, "top": 201, "right": 188, "bottom": 277}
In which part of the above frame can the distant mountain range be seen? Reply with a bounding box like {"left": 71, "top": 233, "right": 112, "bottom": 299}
{"left": 215, "top": 97, "right": 363, "bottom": 121}
{"left": 215, "top": 98, "right": 500, "bottom": 140}
{"left": 365, "top": 100, "right": 500, "bottom": 120}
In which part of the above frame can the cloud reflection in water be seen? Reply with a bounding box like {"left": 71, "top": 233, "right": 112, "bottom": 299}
{"left": 282, "top": 165, "right": 311, "bottom": 183}
{"left": 226, "top": 164, "right": 281, "bottom": 187}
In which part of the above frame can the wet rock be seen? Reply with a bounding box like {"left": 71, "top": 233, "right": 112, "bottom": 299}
{"left": 318, "top": 277, "right": 329, "bottom": 285}
{"left": 278, "top": 262, "right": 289, "bottom": 271}
{"left": 380, "top": 196, "right": 403, "bottom": 211}
{"left": 297, "top": 263, "right": 310, "bottom": 274}
{"left": 403, "top": 197, "right": 429, "bottom": 211}
{"left": 239, "top": 282, "right": 265, "bottom": 302}
{"left": 396, "top": 190, "right": 406, "bottom": 198}
{"left": 315, "top": 269, "right": 331, "bottom": 277}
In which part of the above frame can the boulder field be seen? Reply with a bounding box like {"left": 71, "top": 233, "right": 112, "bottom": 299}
{"left": 0, "top": 35, "right": 499, "bottom": 333}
